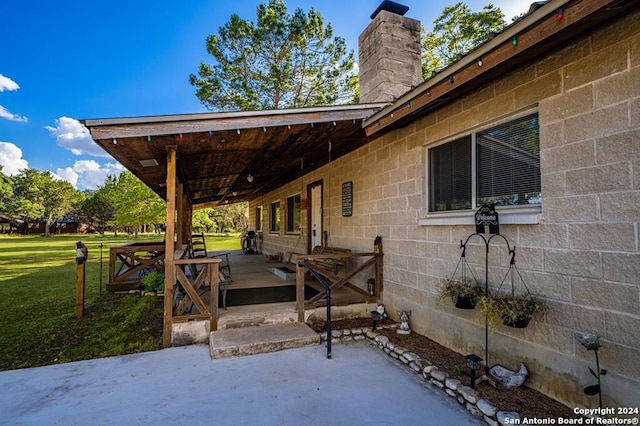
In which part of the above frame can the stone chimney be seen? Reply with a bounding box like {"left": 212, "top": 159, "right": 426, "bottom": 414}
{"left": 358, "top": 1, "right": 422, "bottom": 104}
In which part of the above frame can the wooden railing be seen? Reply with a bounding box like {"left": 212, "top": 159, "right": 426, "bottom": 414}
{"left": 293, "top": 236, "right": 383, "bottom": 321}
{"left": 107, "top": 242, "right": 165, "bottom": 292}
{"left": 165, "top": 252, "right": 221, "bottom": 335}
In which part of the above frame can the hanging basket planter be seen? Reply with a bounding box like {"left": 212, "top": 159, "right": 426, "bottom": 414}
{"left": 438, "top": 247, "right": 483, "bottom": 310}
{"left": 479, "top": 257, "right": 545, "bottom": 329}
{"left": 455, "top": 293, "right": 478, "bottom": 310}
{"left": 437, "top": 278, "right": 483, "bottom": 310}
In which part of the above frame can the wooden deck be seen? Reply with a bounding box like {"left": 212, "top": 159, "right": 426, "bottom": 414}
{"left": 216, "top": 249, "right": 377, "bottom": 307}
{"left": 189, "top": 249, "right": 375, "bottom": 330}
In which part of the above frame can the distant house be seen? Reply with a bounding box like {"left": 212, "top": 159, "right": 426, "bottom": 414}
{"left": 84, "top": 0, "right": 640, "bottom": 409}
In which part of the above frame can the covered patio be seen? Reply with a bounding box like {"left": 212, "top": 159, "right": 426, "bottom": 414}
{"left": 82, "top": 103, "right": 386, "bottom": 346}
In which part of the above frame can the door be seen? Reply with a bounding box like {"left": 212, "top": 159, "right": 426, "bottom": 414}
{"left": 309, "top": 181, "right": 323, "bottom": 250}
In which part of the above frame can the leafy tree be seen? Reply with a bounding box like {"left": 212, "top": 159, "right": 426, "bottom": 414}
{"left": 81, "top": 190, "right": 117, "bottom": 234}
{"left": 0, "top": 167, "right": 14, "bottom": 214}
{"left": 192, "top": 208, "right": 216, "bottom": 233}
{"left": 111, "top": 172, "right": 165, "bottom": 237}
{"left": 5, "top": 169, "right": 81, "bottom": 235}
{"left": 8, "top": 169, "right": 48, "bottom": 234}
{"left": 422, "top": 2, "right": 505, "bottom": 79}
{"left": 41, "top": 177, "right": 82, "bottom": 236}
{"left": 189, "top": 0, "right": 358, "bottom": 111}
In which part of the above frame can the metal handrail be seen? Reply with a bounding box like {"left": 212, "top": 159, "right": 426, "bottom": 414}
{"left": 299, "top": 260, "right": 332, "bottom": 359}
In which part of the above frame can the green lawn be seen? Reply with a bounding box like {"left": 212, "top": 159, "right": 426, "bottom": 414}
{"left": 0, "top": 233, "right": 241, "bottom": 371}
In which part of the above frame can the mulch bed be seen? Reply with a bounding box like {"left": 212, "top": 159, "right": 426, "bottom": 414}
{"left": 309, "top": 317, "right": 575, "bottom": 420}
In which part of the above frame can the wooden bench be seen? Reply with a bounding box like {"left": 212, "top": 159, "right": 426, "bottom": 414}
{"left": 306, "top": 246, "right": 351, "bottom": 278}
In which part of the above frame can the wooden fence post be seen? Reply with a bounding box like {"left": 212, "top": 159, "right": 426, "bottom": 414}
{"left": 75, "top": 241, "right": 88, "bottom": 317}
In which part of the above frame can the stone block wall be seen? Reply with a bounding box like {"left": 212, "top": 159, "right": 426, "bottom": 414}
{"left": 358, "top": 9, "right": 421, "bottom": 104}
{"left": 249, "top": 9, "right": 640, "bottom": 408}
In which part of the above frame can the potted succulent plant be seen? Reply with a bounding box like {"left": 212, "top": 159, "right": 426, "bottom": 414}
{"left": 437, "top": 278, "right": 483, "bottom": 310}
{"left": 480, "top": 292, "right": 545, "bottom": 328}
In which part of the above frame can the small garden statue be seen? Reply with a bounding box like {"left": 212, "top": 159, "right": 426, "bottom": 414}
{"left": 397, "top": 309, "right": 412, "bottom": 335}
{"left": 376, "top": 304, "right": 387, "bottom": 319}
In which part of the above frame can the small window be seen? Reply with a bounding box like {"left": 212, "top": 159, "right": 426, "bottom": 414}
{"left": 255, "top": 206, "right": 263, "bottom": 232}
{"left": 428, "top": 112, "right": 541, "bottom": 212}
{"left": 286, "top": 194, "right": 301, "bottom": 233}
{"left": 270, "top": 201, "right": 280, "bottom": 233}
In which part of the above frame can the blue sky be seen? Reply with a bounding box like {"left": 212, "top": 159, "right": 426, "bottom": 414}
{"left": 0, "top": 0, "right": 533, "bottom": 190}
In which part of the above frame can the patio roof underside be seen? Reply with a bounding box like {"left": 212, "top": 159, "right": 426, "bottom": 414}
{"left": 85, "top": 104, "right": 385, "bottom": 207}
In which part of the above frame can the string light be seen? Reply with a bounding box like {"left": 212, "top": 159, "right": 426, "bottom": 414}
{"left": 263, "top": 126, "right": 267, "bottom": 132}
{"left": 310, "top": 122, "right": 314, "bottom": 128}
{"left": 237, "top": 129, "right": 241, "bottom": 134}
{"left": 449, "top": 75, "right": 455, "bottom": 84}
{"left": 209, "top": 131, "right": 213, "bottom": 138}
{"left": 512, "top": 36, "right": 518, "bottom": 46}
{"left": 390, "top": 112, "right": 394, "bottom": 118}
{"left": 179, "top": 133, "right": 183, "bottom": 139}
{"left": 426, "top": 90, "right": 431, "bottom": 97}
{"left": 287, "top": 124, "right": 291, "bottom": 130}
{"left": 556, "top": 8, "right": 563, "bottom": 20}
{"left": 147, "top": 135, "right": 151, "bottom": 142}
{"left": 332, "top": 121, "right": 336, "bottom": 126}
{"left": 112, "top": 138, "right": 117, "bottom": 145}
{"left": 477, "top": 58, "right": 483, "bottom": 67}
{"left": 407, "top": 102, "right": 411, "bottom": 109}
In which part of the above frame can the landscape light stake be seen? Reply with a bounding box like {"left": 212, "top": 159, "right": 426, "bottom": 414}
{"left": 465, "top": 354, "right": 484, "bottom": 389}
{"left": 578, "top": 332, "right": 606, "bottom": 408}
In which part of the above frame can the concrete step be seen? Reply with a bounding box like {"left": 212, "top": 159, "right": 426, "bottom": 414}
{"left": 210, "top": 322, "right": 320, "bottom": 359}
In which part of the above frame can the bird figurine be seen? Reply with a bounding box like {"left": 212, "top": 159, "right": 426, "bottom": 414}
{"left": 489, "top": 363, "right": 529, "bottom": 388}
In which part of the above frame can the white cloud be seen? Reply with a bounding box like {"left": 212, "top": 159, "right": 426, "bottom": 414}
{"left": 499, "top": 0, "right": 536, "bottom": 21}
{"left": 0, "top": 105, "right": 28, "bottom": 122}
{"left": 56, "top": 159, "right": 125, "bottom": 190}
{"left": 0, "top": 74, "right": 19, "bottom": 92}
{"left": 45, "top": 116, "right": 110, "bottom": 157}
{"left": 0, "top": 141, "right": 29, "bottom": 176}
{"left": 0, "top": 74, "right": 28, "bottom": 122}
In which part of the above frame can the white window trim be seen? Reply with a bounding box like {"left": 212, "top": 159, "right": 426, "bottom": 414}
{"left": 419, "top": 205, "right": 541, "bottom": 226}
{"left": 422, "top": 108, "right": 541, "bottom": 226}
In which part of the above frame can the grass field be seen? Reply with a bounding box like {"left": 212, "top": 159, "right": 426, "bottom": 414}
{"left": 0, "top": 233, "right": 241, "bottom": 371}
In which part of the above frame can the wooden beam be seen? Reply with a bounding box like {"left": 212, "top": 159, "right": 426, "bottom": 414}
{"left": 163, "top": 146, "right": 177, "bottom": 347}
{"left": 176, "top": 183, "right": 184, "bottom": 248}
{"left": 85, "top": 104, "right": 386, "bottom": 140}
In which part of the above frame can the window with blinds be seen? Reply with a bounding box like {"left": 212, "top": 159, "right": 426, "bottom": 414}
{"left": 286, "top": 194, "right": 301, "bottom": 233}
{"left": 428, "top": 112, "right": 540, "bottom": 212}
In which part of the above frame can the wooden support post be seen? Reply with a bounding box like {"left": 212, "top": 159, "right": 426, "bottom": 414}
{"left": 176, "top": 183, "right": 184, "bottom": 248}
{"left": 374, "top": 236, "right": 383, "bottom": 299}
{"left": 210, "top": 262, "right": 219, "bottom": 332}
{"left": 163, "top": 147, "right": 177, "bottom": 347}
{"left": 75, "top": 241, "right": 88, "bottom": 317}
{"left": 296, "top": 259, "right": 305, "bottom": 322}
{"left": 75, "top": 262, "right": 85, "bottom": 317}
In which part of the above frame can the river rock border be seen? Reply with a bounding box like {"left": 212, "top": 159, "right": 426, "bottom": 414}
{"left": 319, "top": 325, "right": 521, "bottom": 426}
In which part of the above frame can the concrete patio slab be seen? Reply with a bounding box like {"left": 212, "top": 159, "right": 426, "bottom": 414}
{"left": 0, "top": 343, "right": 484, "bottom": 425}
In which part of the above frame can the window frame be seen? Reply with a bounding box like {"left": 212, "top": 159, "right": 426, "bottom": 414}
{"left": 422, "top": 109, "right": 542, "bottom": 226}
{"left": 270, "top": 201, "right": 280, "bottom": 233}
{"left": 255, "top": 206, "right": 263, "bottom": 232}
{"left": 286, "top": 193, "right": 302, "bottom": 234}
